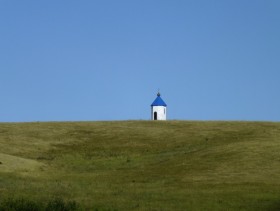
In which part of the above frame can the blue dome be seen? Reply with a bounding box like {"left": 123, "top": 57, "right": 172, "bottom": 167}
{"left": 151, "top": 93, "right": 167, "bottom": 107}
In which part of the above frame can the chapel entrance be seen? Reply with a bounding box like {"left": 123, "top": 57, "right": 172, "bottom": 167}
{"left": 154, "top": 112, "right": 157, "bottom": 120}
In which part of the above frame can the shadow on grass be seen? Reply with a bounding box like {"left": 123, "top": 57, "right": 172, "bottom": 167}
{"left": 267, "top": 201, "right": 280, "bottom": 211}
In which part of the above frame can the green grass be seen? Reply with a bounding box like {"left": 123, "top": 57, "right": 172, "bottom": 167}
{"left": 1, "top": 121, "right": 280, "bottom": 210}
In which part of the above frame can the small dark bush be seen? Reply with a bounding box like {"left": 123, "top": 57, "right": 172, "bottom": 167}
{"left": 46, "top": 198, "right": 78, "bottom": 211}
{"left": 0, "top": 198, "right": 79, "bottom": 211}
{"left": 0, "top": 198, "right": 41, "bottom": 211}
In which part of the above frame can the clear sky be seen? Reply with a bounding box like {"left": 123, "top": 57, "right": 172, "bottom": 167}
{"left": 1, "top": 0, "right": 280, "bottom": 122}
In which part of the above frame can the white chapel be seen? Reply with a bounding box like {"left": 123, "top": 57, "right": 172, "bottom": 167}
{"left": 151, "top": 92, "right": 167, "bottom": 120}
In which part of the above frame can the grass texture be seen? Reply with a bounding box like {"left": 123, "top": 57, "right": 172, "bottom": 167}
{"left": 0, "top": 121, "right": 280, "bottom": 210}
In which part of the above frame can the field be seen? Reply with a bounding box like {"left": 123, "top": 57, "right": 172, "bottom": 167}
{"left": 0, "top": 121, "right": 280, "bottom": 210}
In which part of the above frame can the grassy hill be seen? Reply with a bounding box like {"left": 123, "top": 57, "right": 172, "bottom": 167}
{"left": 0, "top": 121, "right": 280, "bottom": 210}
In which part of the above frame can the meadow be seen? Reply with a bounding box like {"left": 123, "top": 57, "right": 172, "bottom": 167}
{"left": 0, "top": 121, "right": 280, "bottom": 210}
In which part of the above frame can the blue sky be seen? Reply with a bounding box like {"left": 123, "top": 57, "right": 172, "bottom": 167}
{"left": 0, "top": 0, "right": 280, "bottom": 122}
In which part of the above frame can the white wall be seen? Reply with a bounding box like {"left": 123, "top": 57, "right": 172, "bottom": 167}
{"left": 151, "top": 106, "right": 167, "bottom": 120}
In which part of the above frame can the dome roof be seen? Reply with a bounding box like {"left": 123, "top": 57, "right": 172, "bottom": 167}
{"left": 151, "top": 92, "right": 167, "bottom": 107}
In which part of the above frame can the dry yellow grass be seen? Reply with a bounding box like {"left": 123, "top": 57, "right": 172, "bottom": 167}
{"left": 0, "top": 153, "right": 43, "bottom": 173}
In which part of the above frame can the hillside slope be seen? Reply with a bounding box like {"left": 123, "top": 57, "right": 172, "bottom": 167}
{"left": 0, "top": 121, "right": 280, "bottom": 210}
